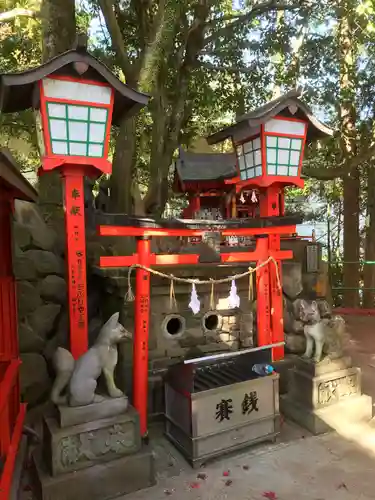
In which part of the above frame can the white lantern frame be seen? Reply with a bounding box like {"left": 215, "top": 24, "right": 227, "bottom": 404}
{"left": 234, "top": 115, "right": 308, "bottom": 189}
{"left": 37, "top": 76, "right": 114, "bottom": 173}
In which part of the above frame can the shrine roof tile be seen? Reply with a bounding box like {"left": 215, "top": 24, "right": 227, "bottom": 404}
{"left": 207, "top": 88, "right": 333, "bottom": 145}
{"left": 0, "top": 48, "right": 149, "bottom": 125}
{"left": 175, "top": 149, "right": 237, "bottom": 182}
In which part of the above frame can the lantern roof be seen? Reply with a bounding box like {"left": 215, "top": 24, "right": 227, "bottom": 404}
{"left": 207, "top": 88, "right": 333, "bottom": 146}
{"left": 0, "top": 148, "right": 38, "bottom": 202}
{"left": 175, "top": 148, "right": 237, "bottom": 183}
{"left": 0, "top": 48, "right": 149, "bottom": 125}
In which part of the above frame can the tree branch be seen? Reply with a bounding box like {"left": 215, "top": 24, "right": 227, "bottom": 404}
{"left": 206, "top": 14, "right": 244, "bottom": 26}
{"left": 203, "top": 1, "right": 305, "bottom": 46}
{"left": 0, "top": 8, "right": 38, "bottom": 23}
{"left": 97, "top": 0, "right": 133, "bottom": 79}
{"left": 302, "top": 165, "right": 343, "bottom": 180}
{"left": 199, "top": 61, "right": 257, "bottom": 73}
{"left": 303, "top": 143, "right": 375, "bottom": 180}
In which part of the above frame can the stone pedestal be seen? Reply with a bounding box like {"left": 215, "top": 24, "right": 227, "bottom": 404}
{"left": 280, "top": 357, "right": 373, "bottom": 435}
{"left": 33, "top": 397, "right": 155, "bottom": 499}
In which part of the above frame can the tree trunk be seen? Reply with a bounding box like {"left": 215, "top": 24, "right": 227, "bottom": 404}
{"left": 338, "top": 0, "right": 360, "bottom": 308}
{"left": 109, "top": 116, "right": 137, "bottom": 214}
{"left": 363, "top": 165, "right": 375, "bottom": 307}
{"left": 272, "top": 10, "right": 286, "bottom": 98}
{"left": 40, "top": 0, "right": 76, "bottom": 61}
{"left": 38, "top": 0, "right": 76, "bottom": 225}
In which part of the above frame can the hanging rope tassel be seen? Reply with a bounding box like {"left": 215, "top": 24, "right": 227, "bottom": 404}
{"left": 125, "top": 267, "right": 135, "bottom": 302}
{"left": 169, "top": 278, "right": 178, "bottom": 311}
{"left": 209, "top": 279, "right": 215, "bottom": 310}
{"left": 248, "top": 267, "right": 254, "bottom": 302}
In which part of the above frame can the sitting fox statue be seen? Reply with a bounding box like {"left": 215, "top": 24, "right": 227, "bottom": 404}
{"left": 51, "top": 312, "right": 132, "bottom": 407}
{"left": 296, "top": 299, "right": 347, "bottom": 363}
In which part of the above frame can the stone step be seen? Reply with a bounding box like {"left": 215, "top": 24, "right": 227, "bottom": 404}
{"left": 33, "top": 445, "right": 155, "bottom": 500}
{"left": 280, "top": 393, "right": 373, "bottom": 435}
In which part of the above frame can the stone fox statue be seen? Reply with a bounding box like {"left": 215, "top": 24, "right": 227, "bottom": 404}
{"left": 51, "top": 312, "right": 132, "bottom": 407}
{"left": 297, "top": 299, "right": 347, "bottom": 363}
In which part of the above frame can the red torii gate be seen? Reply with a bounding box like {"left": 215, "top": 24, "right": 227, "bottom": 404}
{"left": 0, "top": 149, "right": 38, "bottom": 499}
{"left": 99, "top": 215, "right": 300, "bottom": 438}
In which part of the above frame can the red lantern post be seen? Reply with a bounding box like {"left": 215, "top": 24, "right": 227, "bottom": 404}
{"left": 208, "top": 89, "right": 334, "bottom": 360}
{"left": 62, "top": 167, "right": 90, "bottom": 357}
{"left": 0, "top": 48, "right": 149, "bottom": 359}
{"left": 36, "top": 74, "right": 115, "bottom": 359}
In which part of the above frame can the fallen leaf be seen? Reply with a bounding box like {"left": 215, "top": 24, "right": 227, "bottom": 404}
{"left": 190, "top": 482, "right": 200, "bottom": 489}
{"left": 337, "top": 482, "right": 348, "bottom": 490}
{"left": 223, "top": 470, "right": 230, "bottom": 477}
{"left": 197, "top": 473, "right": 207, "bottom": 480}
{"left": 225, "top": 479, "right": 233, "bottom": 487}
{"left": 262, "top": 491, "right": 277, "bottom": 500}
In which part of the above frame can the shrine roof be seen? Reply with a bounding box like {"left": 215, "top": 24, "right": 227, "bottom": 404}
{"left": 207, "top": 88, "right": 334, "bottom": 145}
{"left": 0, "top": 148, "right": 38, "bottom": 202}
{"left": 0, "top": 48, "right": 149, "bottom": 125}
{"left": 175, "top": 149, "right": 237, "bottom": 182}
{"left": 96, "top": 212, "right": 303, "bottom": 230}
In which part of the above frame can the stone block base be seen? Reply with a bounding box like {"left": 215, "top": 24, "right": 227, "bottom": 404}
{"left": 33, "top": 445, "right": 156, "bottom": 500}
{"left": 280, "top": 393, "right": 373, "bottom": 435}
{"left": 289, "top": 366, "right": 361, "bottom": 410}
{"left": 57, "top": 396, "right": 129, "bottom": 428}
{"left": 44, "top": 406, "right": 141, "bottom": 476}
{"left": 294, "top": 356, "right": 353, "bottom": 377}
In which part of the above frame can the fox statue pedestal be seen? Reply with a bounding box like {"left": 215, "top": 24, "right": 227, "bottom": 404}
{"left": 33, "top": 313, "right": 155, "bottom": 499}
{"left": 33, "top": 399, "right": 155, "bottom": 500}
{"left": 280, "top": 356, "right": 372, "bottom": 435}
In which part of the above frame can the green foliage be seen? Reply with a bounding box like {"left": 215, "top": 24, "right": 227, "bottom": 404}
{"left": 1, "top": 0, "right": 375, "bottom": 221}
{"left": 0, "top": 0, "right": 41, "bottom": 171}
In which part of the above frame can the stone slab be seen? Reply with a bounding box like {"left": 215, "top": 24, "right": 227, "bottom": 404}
{"left": 294, "top": 356, "right": 353, "bottom": 377}
{"left": 280, "top": 393, "right": 373, "bottom": 435}
{"left": 44, "top": 406, "right": 141, "bottom": 476}
{"left": 33, "top": 445, "right": 156, "bottom": 500}
{"left": 289, "top": 366, "right": 361, "bottom": 410}
{"left": 57, "top": 396, "right": 129, "bottom": 428}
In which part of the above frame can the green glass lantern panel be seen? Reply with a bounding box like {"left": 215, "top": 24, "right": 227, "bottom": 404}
{"left": 46, "top": 102, "right": 108, "bottom": 158}
{"left": 237, "top": 136, "right": 262, "bottom": 181}
{"left": 266, "top": 136, "right": 303, "bottom": 176}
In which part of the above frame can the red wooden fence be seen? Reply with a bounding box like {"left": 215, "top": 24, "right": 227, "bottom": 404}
{"left": 0, "top": 205, "right": 25, "bottom": 500}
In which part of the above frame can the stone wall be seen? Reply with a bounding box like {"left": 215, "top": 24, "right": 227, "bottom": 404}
{"left": 13, "top": 200, "right": 67, "bottom": 406}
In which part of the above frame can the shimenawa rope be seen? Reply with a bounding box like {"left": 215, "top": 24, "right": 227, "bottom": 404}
{"left": 125, "top": 256, "right": 281, "bottom": 302}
